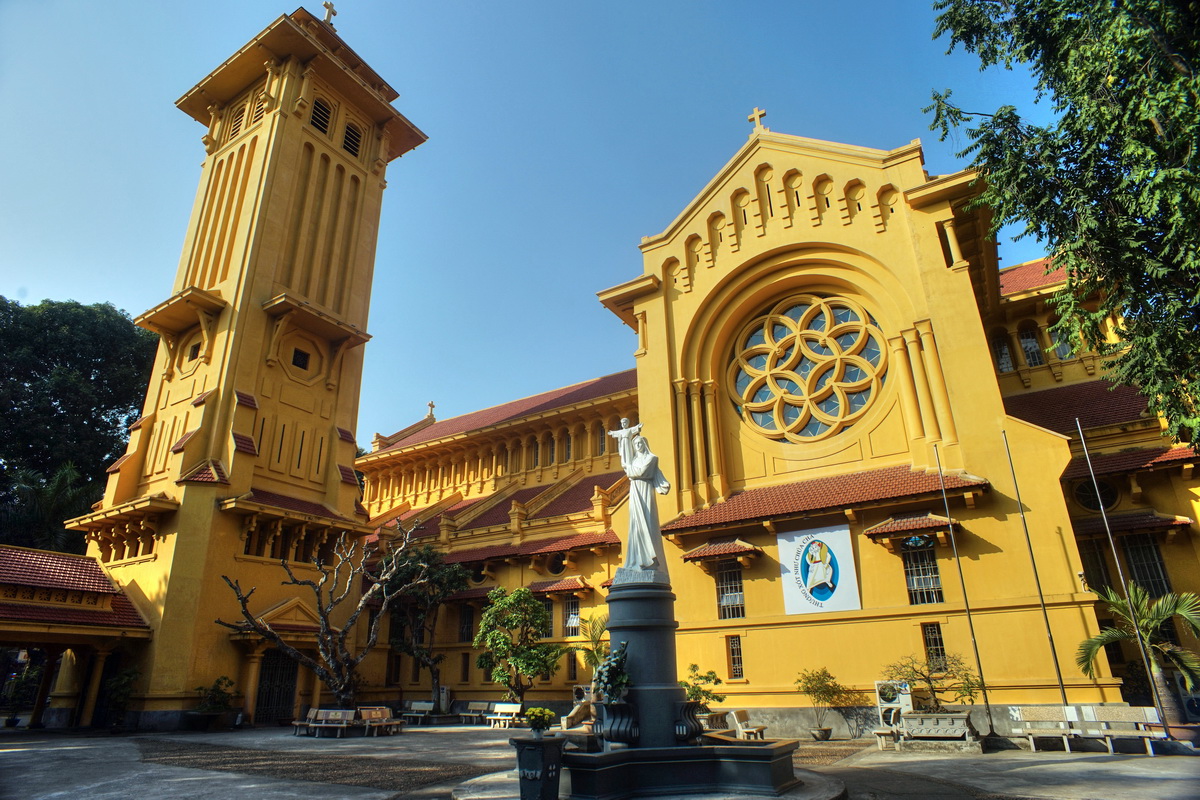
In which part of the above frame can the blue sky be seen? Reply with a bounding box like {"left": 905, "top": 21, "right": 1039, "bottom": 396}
{"left": 0, "top": 1, "right": 1046, "bottom": 446}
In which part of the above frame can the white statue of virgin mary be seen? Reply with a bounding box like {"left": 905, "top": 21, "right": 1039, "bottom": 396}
{"left": 618, "top": 433, "right": 671, "bottom": 577}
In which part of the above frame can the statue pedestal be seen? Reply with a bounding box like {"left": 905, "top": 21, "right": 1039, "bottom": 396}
{"left": 604, "top": 578, "right": 700, "bottom": 748}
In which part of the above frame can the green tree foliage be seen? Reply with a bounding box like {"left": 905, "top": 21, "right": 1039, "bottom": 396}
{"left": 472, "top": 587, "right": 566, "bottom": 704}
{"left": 928, "top": 1, "right": 1200, "bottom": 438}
{"left": 679, "top": 663, "right": 726, "bottom": 710}
{"left": 385, "top": 544, "right": 469, "bottom": 712}
{"left": 1076, "top": 583, "right": 1200, "bottom": 725}
{"left": 0, "top": 297, "right": 157, "bottom": 502}
{"left": 0, "top": 464, "right": 94, "bottom": 552}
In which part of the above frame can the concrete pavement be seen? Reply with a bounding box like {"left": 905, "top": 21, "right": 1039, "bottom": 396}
{"left": 1, "top": 724, "right": 1196, "bottom": 800}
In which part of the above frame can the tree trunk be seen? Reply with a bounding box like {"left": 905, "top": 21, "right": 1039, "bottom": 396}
{"left": 1151, "top": 662, "right": 1186, "bottom": 729}
{"left": 430, "top": 665, "right": 442, "bottom": 713}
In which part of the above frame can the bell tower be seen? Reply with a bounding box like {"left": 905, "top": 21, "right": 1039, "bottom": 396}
{"left": 67, "top": 7, "right": 425, "bottom": 725}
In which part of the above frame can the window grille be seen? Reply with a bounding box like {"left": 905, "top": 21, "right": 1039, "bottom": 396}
{"left": 902, "top": 536, "right": 944, "bottom": 605}
{"left": 992, "top": 336, "right": 1014, "bottom": 372}
{"left": 563, "top": 596, "right": 580, "bottom": 637}
{"left": 530, "top": 439, "right": 538, "bottom": 468}
{"left": 726, "top": 635, "right": 744, "bottom": 679}
{"left": 563, "top": 434, "right": 572, "bottom": 462}
{"left": 567, "top": 652, "right": 578, "bottom": 682}
{"left": 188, "top": 343, "right": 201, "bottom": 362}
{"left": 1122, "top": 533, "right": 1172, "bottom": 597}
{"left": 342, "top": 123, "right": 362, "bottom": 157}
{"left": 541, "top": 597, "right": 554, "bottom": 637}
{"left": 386, "top": 651, "right": 403, "bottom": 686}
{"left": 921, "top": 622, "right": 947, "bottom": 669}
{"left": 1076, "top": 538, "right": 1112, "bottom": 592}
{"left": 597, "top": 427, "right": 606, "bottom": 454}
{"left": 458, "top": 605, "right": 474, "bottom": 642}
{"left": 1018, "top": 329, "right": 1045, "bottom": 366}
{"left": 251, "top": 94, "right": 266, "bottom": 124}
{"left": 460, "top": 652, "right": 470, "bottom": 683}
{"left": 310, "top": 98, "right": 332, "bottom": 134}
{"left": 715, "top": 559, "right": 745, "bottom": 619}
{"left": 227, "top": 104, "right": 246, "bottom": 139}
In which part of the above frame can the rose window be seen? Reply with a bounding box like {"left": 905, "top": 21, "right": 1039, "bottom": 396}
{"left": 728, "top": 294, "right": 887, "bottom": 442}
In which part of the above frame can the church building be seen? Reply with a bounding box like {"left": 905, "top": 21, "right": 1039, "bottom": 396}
{"left": 4, "top": 6, "right": 1196, "bottom": 734}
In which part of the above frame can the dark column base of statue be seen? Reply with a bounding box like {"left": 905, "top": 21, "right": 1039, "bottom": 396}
{"left": 560, "top": 574, "right": 801, "bottom": 799}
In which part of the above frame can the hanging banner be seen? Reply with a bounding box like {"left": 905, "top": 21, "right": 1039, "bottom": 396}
{"left": 777, "top": 523, "right": 861, "bottom": 614}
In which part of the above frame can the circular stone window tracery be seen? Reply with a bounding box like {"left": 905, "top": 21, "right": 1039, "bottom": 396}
{"left": 727, "top": 294, "right": 888, "bottom": 443}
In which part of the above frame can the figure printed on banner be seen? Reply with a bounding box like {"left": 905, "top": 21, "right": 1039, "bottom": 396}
{"left": 798, "top": 538, "right": 839, "bottom": 603}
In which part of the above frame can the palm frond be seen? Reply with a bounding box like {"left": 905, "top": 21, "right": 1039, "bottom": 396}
{"left": 1076, "top": 626, "right": 1134, "bottom": 677}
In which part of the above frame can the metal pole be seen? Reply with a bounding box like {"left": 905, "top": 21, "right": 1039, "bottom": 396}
{"left": 933, "top": 443, "right": 996, "bottom": 736}
{"left": 1001, "top": 429, "right": 1069, "bottom": 706}
{"left": 1074, "top": 418, "right": 1171, "bottom": 737}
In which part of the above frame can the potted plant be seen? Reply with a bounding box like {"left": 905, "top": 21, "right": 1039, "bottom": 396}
{"left": 794, "top": 667, "right": 853, "bottom": 741}
{"left": 881, "top": 654, "right": 982, "bottom": 740}
{"left": 679, "top": 663, "right": 726, "bottom": 712}
{"left": 186, "top": 676, "right": 236, "bottom": 731}
{"left": 525, "top": 706, "right": 557, "bottom": 740}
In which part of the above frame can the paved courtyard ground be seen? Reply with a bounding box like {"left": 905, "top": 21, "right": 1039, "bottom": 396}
{"left": 1, "top": 725, "right": 1196, "bottom": 800}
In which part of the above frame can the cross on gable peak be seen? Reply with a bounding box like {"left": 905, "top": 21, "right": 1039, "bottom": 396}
{"left": 748, "top": 107, "right": 769, "bottom": 134}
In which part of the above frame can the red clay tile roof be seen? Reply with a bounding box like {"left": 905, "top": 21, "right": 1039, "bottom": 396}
{"left": 232, "top": 433, "right": 258, "bottom": 455}
{"left": 663, "top": 465, "right": 988, "bottom": 532}
{"left": 530, "top": 472, "right": 626, "bottom": 520}
{"left": 129, "top": 415, "right": 149, "bottom": 430}
{"left": 378, "top": 370, "right": 637, "bottom": 452}
{"left": 682, "top": 537, "right": 762, "bottom": 562}
{"left": 338, "top": 465, "right": 359, "bottom": 484}
{"left": 1062, "top": 446, "right": 1198, "bottom": 480}
{"left": 0, "top": 546, "right": 117, "bottom": 593}
{"left": 235, "top": 391, "right": 258, "bottom": 409}
{"left": 1004, "top": 381, "right": 1148, "bottom": 435}
{"left": 399, "top": 497, "right": 490, "bottom": 539}
{"left": 179, "top": 460, "right": 229, "bottom": 484}
{"left": 600, "top": 577, "right": 613, "bottom": 588}
{"left": 528, "top": 576, "right": 590, "bottom": 594}
{"left": 243, "top": 488, "right": 346, "bottom": 521}
{"left": 1072, "top": 510, "right": 1192, "bottom": 537}
{"left": 355, "top": 501, "right": 368, "bottom": 518}
{"left": 170, "top": 429, "right": 198, "bottom": 453}
{"left": 443, "top": 530, "right": 620, "bottom": 564}
{"left": 465, "top": 486, "right": 548, "bottom": 530}
{"left": 863, "top": 512, "right": 955, "bottom": 536}
{"left": 445, "top": 586, "right": 495, "bottom": 602}
{"left": 0, "top": 594, "right": 148, "bottom": 629}
{"left": 999, "top": 258, "right": 1065, "bottom": 296}
{"left": 192, "top": 389, "right": 216, "bottom": 406}
{"left": 338, "top": 427, "right": 356, "bottom": 443}
{"left": 106, "top": 454, "right": 132, "bottom": 473}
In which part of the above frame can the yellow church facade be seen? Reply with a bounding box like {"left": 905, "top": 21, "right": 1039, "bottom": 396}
{"left": 15, "top": 8, "right": 1197, "bottom": 734}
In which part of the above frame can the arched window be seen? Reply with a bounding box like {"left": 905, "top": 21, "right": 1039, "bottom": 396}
{"left": 991, "top": 333, "right": 1015, "bottom": 372}
{"left": 342, "top": 123, "right": 362, "bottom": 157}
{"left": 309, "top": 98, "right": 332, "bottom": 134}
{"left": 1017, "top": 326, "right": 1044, "bottom": 367}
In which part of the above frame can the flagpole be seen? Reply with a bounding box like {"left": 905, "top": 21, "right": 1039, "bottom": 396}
{"left": 1074, "top": 418, "right": 1171, "bottom": 738}
{"left": 933, "top": 443, "right": 996, "bottom": 736}
{"left": 1001, "top": 430, "right": 1069, "bottom": 706}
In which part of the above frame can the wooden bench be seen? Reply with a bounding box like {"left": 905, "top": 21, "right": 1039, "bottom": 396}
{"left": 731, "top": 709, "right": 766, "bottom": 740}
{"left": 460, "top": 701, "right": 491, "bottom": 725}
{"left": 290, "top": 707, "right": 318, "bottom": 736}
{"left": 402, "top": 700, "right": 435, "bottom": 725}
{"left": 358, "top": 706, "right": 404, "bottom": 736}
{"left": 487, "top": 702, "right": 523, "bottom": 728}
{"left": 1016, "top": 706, "right": 1075, "bottom": 752}
{"left": 309, "top": 708, "right": 356, "bottom": 738}
{"left": 1078, "top": 706, "right": 1166, "bottom": 756}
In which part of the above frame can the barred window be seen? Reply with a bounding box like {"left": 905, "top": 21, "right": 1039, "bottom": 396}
{"left": 922, "top": 622, "right": 947, "bottom": 669}
{"left": 726, "top": 635, "right": 744, "bottom": 680}
{"left": 902, "top": 536, "right": 944, "bottom": 605}
{"left": 458, "top": 605, "right": 474, "bottom": 642}
{"left": 992, "top": 335, "right": 1014, "bottom": 372}
{"left": 342, "top": 123, "right": 362, "bottom": 157}
{"left": 597, "top": 427, "right": 606, "bottom": 455}
{"left": 541, "top": 597, "right": 554, "bottom": 637}
{"left": 1077, "top": 538, "right": 1112, "bottom": 593}
{"left": 386, "top": 651, "right": 403, "bottom": 686}
{"left": 460, "top": 652, "right": 470, "bottom": 683}
{"left": 567, "top": 652, "right": 578, "bottom": 683}
{"left": 310, "top": 98, "right": 332, "bottom": 133}
{"left": 563, "top": 596, "right": 580, "bottom": 637}
{"left": 716, "top": 559, "right": 745, "bottom": 619}
{"left": 1018, "top": 328, "right": 1044, "bottom": 367}
{"left": 564, "top": 433, "right": 572, "bottom": 462}
{"left": 1123, "top": 533, "right": 1172, "bottom": 597}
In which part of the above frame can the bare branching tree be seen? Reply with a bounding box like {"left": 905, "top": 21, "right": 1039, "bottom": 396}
{"left": 216, "top": 528, "right": 431, "bottom": 709}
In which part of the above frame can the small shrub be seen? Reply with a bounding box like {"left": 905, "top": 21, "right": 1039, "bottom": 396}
{"left": 679, "top": 664, "right": 726, "bottom": 710}
{"left": 193, "top": 676, "right": 236, "bottom": 712}
{"left": 525, "top": 707, "right": 557, "bottom": 731}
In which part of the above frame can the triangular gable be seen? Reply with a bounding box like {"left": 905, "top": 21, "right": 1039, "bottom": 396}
{"left": 254, "top": 596, "right": 324, "bottom": 631}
